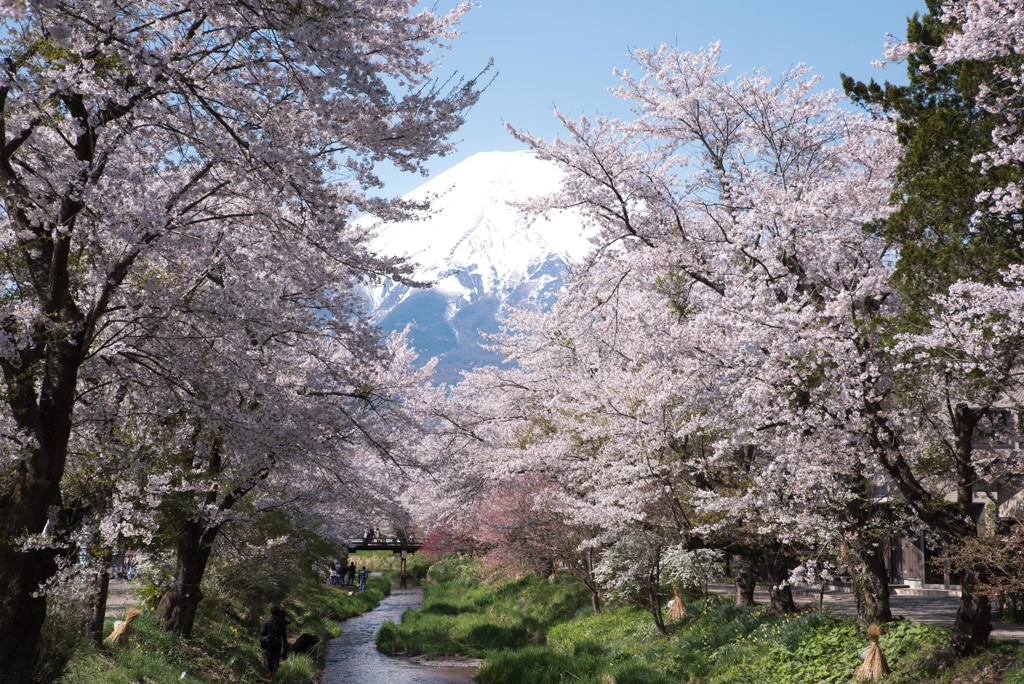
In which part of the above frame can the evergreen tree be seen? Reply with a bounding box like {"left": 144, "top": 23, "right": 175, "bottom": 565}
{"left": 842, "top": 0, "right": 1023, "bottom": 316}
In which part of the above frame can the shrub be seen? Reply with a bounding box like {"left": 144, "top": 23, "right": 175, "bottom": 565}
{"left": 474, "top": 645, "right": 602, "bottom": 684}
{"left": 33, "top": 594, "right": 91, "bottom": 684}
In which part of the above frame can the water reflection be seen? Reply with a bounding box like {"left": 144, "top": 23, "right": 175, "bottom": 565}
{"left": 322, "top": 585, "right": 476, "bottom": 684}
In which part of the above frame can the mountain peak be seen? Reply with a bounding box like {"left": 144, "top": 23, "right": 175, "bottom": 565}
{"left": 361, "top": 150, "right": 594, "bottom": 383}
{"left": 369, "top": 150, "right": 591, "bottom": 293}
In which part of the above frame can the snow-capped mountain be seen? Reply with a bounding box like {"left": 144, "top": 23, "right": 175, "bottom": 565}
{"left": 360, "top": 150, "right": 595, "bottom": 384}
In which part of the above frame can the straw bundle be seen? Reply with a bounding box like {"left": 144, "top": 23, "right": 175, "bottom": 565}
{"left": 106, "top": 607, "right": 142, "bottom": 648}
{"left": 667, "top": 584, "right": 687, "bottom": 621}
{"left": 855, "top": 623, "right": 890, "bottom": 681}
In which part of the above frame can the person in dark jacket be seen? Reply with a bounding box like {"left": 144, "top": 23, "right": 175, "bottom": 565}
{"left": 347, "top": 561, "right": 356, "bottom": 586}
{"left": 259, "top": 604, "right": 288, "bottom": 675}
{"left": 358, "top": 566, "right": 368, "bottom": 592}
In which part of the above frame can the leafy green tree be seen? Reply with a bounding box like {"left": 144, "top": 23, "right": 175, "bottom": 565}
{"left": 842, "top": 0, "right": 1024, "bottom": 317}
{"left": 844, "top": 1, "right": 1024, "bottom": 660}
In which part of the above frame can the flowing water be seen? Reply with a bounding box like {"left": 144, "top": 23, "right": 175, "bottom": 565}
{"left": 321, "top": 584, "right": 477, "bottom": 684}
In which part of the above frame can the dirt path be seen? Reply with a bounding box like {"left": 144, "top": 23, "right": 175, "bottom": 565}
{"left": 105, "top": 579, "right": 136, "bottom": 619}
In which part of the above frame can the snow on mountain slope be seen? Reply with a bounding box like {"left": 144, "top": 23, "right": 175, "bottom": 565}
{"left": 358, "top": 150, "right": 595, "bottom": 383}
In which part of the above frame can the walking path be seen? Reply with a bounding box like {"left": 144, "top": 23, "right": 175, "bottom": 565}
{"left": 708, "top": 585, "right": 1024, "bottom": 641}
{"left": 105, "top": 579, "right": 134, "bottom": 619}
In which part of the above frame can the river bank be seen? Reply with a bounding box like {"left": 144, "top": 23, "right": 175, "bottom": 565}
{"left": 371, "top": 557, "right": 1024, "bottom": 684}
{"left": 322, "top": 583, "right": 477, "bottom": 683}
{"left": 65, "top": 576, "right": 393, "bottom": 683}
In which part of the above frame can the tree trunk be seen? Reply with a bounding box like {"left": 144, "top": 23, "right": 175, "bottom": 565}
{"left": 764, "top": 551, "right": 797, "bottom": 615}
{"left": 947, "top": 571, "right": 992, "bottom": 658}
{"left": 0, "top": 373, "right": 78, "bottom": 682}
{"left": 768, "top": 582, "right": 796, "bottom": 615}
{"left": 87, "top": 558, "right": 112, "bottom": 646}
{"left": 732, "top": 554, "right": 757, "bottom": 607}
{"left": 939, "top": 403, "right": 991, "bottom": 658}
{"left": 155, "top": 520, "right": 219, "bottom": 638}
{"left": 590, "top": 588, "right": 602, "bottom": 614}
{"left": 0, "top": 546, "right": 53, "bottom": 683}
{"left": 647, "top": 583, "right": 666, "bottom": 634}
{"left": 849, "top": 540, "right": 893, "bottom": 626}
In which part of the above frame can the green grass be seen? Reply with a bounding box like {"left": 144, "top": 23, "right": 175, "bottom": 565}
{"left": 62, "top": 576, "right": 392, "bottom": 684}
{"left": 347, "top": 549, "right": 431, "bottom": 580}
{"left": 375, "top": 557, "right": 591, "bottom": 658}
{"left": 381, "top": 563, "right": 1024, "bottom": 684}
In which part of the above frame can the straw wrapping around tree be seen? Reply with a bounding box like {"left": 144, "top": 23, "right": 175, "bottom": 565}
{"left": 106, "top": 608, "right": 143, "bottom": 649}
{"left": 855, "top": 623, "right": 890, "bottom": 681}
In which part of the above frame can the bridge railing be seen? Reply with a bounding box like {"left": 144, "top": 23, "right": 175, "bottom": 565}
{"left": 345, "top": 536, "right": 421, "bottom": 552}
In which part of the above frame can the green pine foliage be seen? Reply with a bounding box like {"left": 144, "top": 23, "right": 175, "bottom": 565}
{"left": 842, "top": 0, "right": 1024, "bottom": 318}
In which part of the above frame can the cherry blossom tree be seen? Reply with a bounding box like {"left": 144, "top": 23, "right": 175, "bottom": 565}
{"left": 501, "top": 42, "right": 901, "bottom": 625}
{"left": 879, "top": 267, "right": 1024, "bottom": 657}
{"left": 844, "top": 0, "right": 1024, "bottom": 657}
{"left": 933, "top": 0, "right": 1024, "bottom": 220}
{"left": 54, "top": 216, "right": 444, "bottom": 638}
{"left": 595, "top": 530, "right": 721, "bottom": 633}
{"left": 0, "top": 1, "right": 483, "bottom": 678}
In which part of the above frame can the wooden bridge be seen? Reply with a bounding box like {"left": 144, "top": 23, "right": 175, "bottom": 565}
{"left": 344, "top": 537, "right": 422, "bottom": 554}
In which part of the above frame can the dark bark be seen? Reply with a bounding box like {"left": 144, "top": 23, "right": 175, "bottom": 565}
{"left": 647, "top": 583, "right": 666, "bottom": 634}
{"left": 946, "top": 570, "right": 992, "bottom": 659}
{"left": 732, "top": 554, "right": 757, "bottom": 607}
{"left": 155, "top": 520, "right": 220, "bottom": 638}
{"left": 868, "top": 401, "right": 993, "bottom": 658}
{"left": 581, "top": 547, "right": 602, "bottom": 614}
{"left": 87, "top": 556, "right": 112, "bottom": 646}
{"left": 764, "top": 550, "right": 797, "bottom": 615}
{"left": 0, "top": 546, "right": 53, "bottom": 683}
{"left": 940, "top": 405, "right": 993, "bottom": 657}
{"left": 644, "top": 549, "right": 666, "bottom": 634}
{"left": 940, "top": 405, "right": 992, "bottom": 656}
{"left": 154, "top": 438, "right": 270, "bottom": 637}
{"left": 768, "top": 582, "right": 796, "bottom": 615}
{"left": 849, "top": 540, "right": 893, "bottom": 626}
{"left": 0, "top": 350, "right": 80, "bottom": 682}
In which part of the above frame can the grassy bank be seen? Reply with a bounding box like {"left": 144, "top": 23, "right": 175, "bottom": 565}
{"left": 347, "top": 549, "right": 431, "bottom": 581}
{"left": 62, "top": 576, "right": 391, "bottom": 684}
{"left": 375, "top": 558, "right": 590, "bottom": 658}
{"left": 378, "top": 557, "right": 1024, "bottom": 684}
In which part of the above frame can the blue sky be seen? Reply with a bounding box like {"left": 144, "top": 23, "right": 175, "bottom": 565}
{"left": 379, "top": 0, "right": 928, "bottom": 197}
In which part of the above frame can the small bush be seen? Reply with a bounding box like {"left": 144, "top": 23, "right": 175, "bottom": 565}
{"left": 273, "top": 653, "right": 315, "bottom": 684}
{"left": 63, "top": 574, "right": 391, "bottom": 683}
{"left": 33, "top": 594, "right": 91, "bottom": 684}
{"left": 426, "top": 556, "right": 480, "bottom": 585}
{"left": 474, "top": 645, "right": 602, "bottom": 684}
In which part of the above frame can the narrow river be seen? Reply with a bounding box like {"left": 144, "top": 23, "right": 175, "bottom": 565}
{"left": 321, "top": 584, "right": 477, "bottom": 684}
